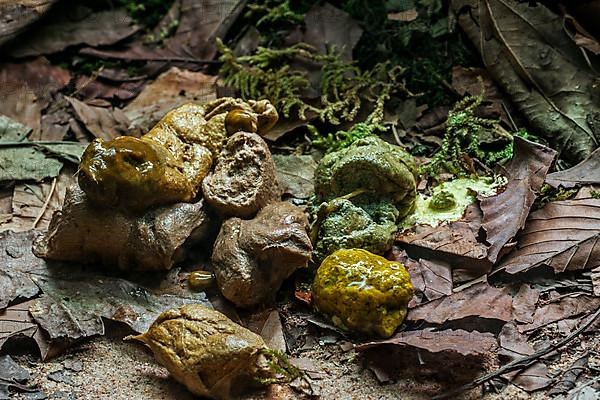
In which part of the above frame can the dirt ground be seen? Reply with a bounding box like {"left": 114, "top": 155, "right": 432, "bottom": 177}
{"left": 7, "top": 324, "right": 577, "bottom": 400}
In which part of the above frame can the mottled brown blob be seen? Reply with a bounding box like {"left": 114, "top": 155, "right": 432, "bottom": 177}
{"left": 212, "top": 202, "right": 312, "bottom": 308}
{"left": 130, "top": 304, "right": 269, "bottom": 400}
{"left": 33, "top": 185, "right": 212, "bottom": 271}
{"left": 202, "top": 132, "right": 282, "bottom": 218}
{"left": 78, "top": 99, "right": 278, "bottom": 213}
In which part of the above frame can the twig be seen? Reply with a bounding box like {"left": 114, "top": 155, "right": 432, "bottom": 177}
{"left": 432, "top": 306, "right": 600, "bottom": 399}
{"left": 31, "top": 177, "right": 57, "bottom": 230}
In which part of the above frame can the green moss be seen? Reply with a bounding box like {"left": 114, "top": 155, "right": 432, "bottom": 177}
{"left": 311, "top": 122, "right": 381, "bottom": 153}
{"left": 116, "top": 0, "right": 175, "bottom": 28}
{"left": 534, "top": 184, "right": 578, "bottom": 210}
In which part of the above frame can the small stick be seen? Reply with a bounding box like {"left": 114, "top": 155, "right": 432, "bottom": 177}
{"left": 432, "top": 306, "right": 600, "bottom": 399}
{"left": 31, "top": 177, "right": 57, "bottom": 229}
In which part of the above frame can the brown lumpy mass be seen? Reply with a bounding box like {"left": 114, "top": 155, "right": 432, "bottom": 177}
{"left": 78, "top": 99, "right": 279, "bottom": 213}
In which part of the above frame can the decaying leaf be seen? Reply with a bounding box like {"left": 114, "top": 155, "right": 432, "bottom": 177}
{"left": 511, "top": 284, "right": 540, "bottom": 324}
{"left": 407, "top": 282, "right": 512, "bottom": 330}
{"left": 496, "top": 193, "right": 600, "bottom": 275}
{"left": 0, "top": 230, "right": 49, "bottom": 308}
{"left": 388, "top": 248, "right": 452, "bottom": 307}
{"left": 546, "top": 148, "right": 600, "bottom": 189}
{"left": 7, "top": 5, "right": 138, "bottom": 58}
{"left": 549, "top": 354, "right": 589, "bottom": 395}
{"left": 498, "top": 322, "right": 552, "bottom": 391}
{"left": 451, "top": 0, "right": 599, "bottom": 163}
{"left": 0, "top": 300, "right": 51, "bottom": 359}
{"left": 480, "top": 136, "right": 556, "bottom": 264}
{"left": 518, "top": 295, "right": 600, "bottom": 333}
{"left": 0, "top": 355, "right": 40, "bottom": 398}
{"left": 396, "top": 204, "right": 491, "bottom": 280}
{"left": 29, "top": 274, "right": 211, "bottom": 341}
{"left": 66, "top": 96, "right": 130, "bottom": 141}
{"left": 0, "top": 0, "right": 57, "bottom": 46}
{"left": 80, "top": 0, "right": 245, "bottom": 62}
{"left": 273, "top": 154, "right": 317, "bottom": 199}
{"left": 123, "top": 67, "right": 217, "bottom": 132}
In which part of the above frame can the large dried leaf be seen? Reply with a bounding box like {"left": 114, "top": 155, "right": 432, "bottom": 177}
{"left": 0, "top": 57, "right": 70, "bottom": 136}
{"left": 480, "top": 137, "right": 556, "bottom": 264}
{"left": 357, "top": 329, "right": 497, "bottom": 357}
{"left": 272, "top": 154, "right": 317, "bottom": 199}
{"left": 29, "top": 273, "right": 211, "bottom": 341}
{"left": 496, "top": 194, "right": 600, "bottom": 275}
{"left": 396, "top": 204, "right": 492, "bottom": 279}
{"left": 511, "top": 284, "right": 539, "bottom": 324}
{"left": 0, "top": 0, "right": 57, "bottom": 46}
{"left": 66, "top": 96, "right": 129, "bottom": 140}
{"left": 80, "top": 0, "right": 245, "bottom": 62}
{"left": 518, "top": 295, "right": 600, "bottom": 333}
{"left": 546, "top": 148, "right": 600, "bottom": 189}
{"left": 451, "top": 0, "right": 599, "bottom": 163}
{"left": 407, "top": 282, "right": 512, "bottom": 329}
{"left": 0, "top": 230, "right": 47, "bottom": 308}
{"left": 0, "top": 299, "right": 50, "bottom": 359}
{"left": 498, "top": 322, "right": 551, "bottom": 391}
{"left": 7, "top": 5, "right": 138, "bottom": 57}
{"left": 123, "top": 67, "right": 217, "bottom": 132}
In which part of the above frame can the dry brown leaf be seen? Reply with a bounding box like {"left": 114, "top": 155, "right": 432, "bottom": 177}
{"left": 495, "top": 195, "right": 600, "bottom": 275}
{"left": 0, "top": 57, "right": 70, "bottom": 136}
{"left": 480, "top": 136, "right": 556, "bottom": 264}
{"left": 80, "top": 0, "right": 245, "bottom": 63}
{"left": 66, "top": 96, "right": 130, "bottom": 140}
{"left": 546, "top": 147, "right": 600, "bottom": 189}
{"left": 0, "top": 169, "right": 75, "bottom": 232}
{"left": 518, "top": 295, "right": 600, "bottom": 333}
{"left": 396, "top": 204, "right": 492, "bottom": 280}
{"left": 592, "top": 266, "right": 600, "bottom": 297}
{"left": 358, "top": 328, "right": 497, "bottom": 357}
{"left": 0, "top": 0, "right": 57, "bottom": 46}
{"left": 388, "top": 248, "right": 452, "bottom": 307}
{"left": 498, "top": 322, "right": 551, "bottom": 392}
{"left": 0, "top": 299, "right": 51, "bottom": 359}
{"left": 407, "top": 282, "right": 512, "bottom": 329}
{"left": 511, "top": 284, "right": 539, "bottom": 324}
{"left": 7, "top": 5, "right": 138, "bottom": 58}
{"left": 123, "top": 67, "right": 217, "bottom": 132}
{"left": 259, "top": 310, "right": 286, "bottom": 353}
{"left": 74, "top": 76, "right": 143, "bottom": 103}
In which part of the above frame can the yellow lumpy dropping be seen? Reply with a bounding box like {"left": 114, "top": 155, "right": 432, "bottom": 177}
{"left": 312, "top": 248, "right": 413, "bottom": 338}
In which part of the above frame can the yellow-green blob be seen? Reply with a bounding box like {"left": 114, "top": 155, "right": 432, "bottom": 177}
{"left": 400, "top": 177, "right": 504, "bottom": 229}
{"left": 312, "top": 249, "right": 413, "bottom": 338}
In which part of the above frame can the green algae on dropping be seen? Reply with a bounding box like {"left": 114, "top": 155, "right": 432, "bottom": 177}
{"left": 400, "top": 177, "right": 505, "bottom": 229}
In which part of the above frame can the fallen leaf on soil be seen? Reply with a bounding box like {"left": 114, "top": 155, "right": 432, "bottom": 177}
{"left": 123, "top": 67, "right": 217, "bottom": 132}
{"left": 498, "top": 322, "right": 551, "bottom": 391}
{"left": 407, "top": 282, "right": 512, "bottom": 331}
{"left": 0, "top": 355, "right": 40, "bottom": 398}
{"left": 546, "top": 147, "right": 600, "bottom": 189}
{"left": 451, "top": 66, "right": 508, "bottom": 124}
{"left": 39, "top": 95, "right": 73, "bottom": 142}
{"left": 518, "top": 295, "right": 600, "bottom": 333}
{"left": 495, "top": 193, "right": 600, "bottom": 275}
{"left": 29, "top": 273, "right": 211, "bottom": 341}
{"left": 74, "top": 76, "right": 144, "bottom": 103}
{"left": 0, "top": 0, "right": 57, "bottom": 46}
{"left": 80, "top": 0, "right": 245, "bottom": 63}
{"left": 451, "top": 0, "right": 599, "bottom": 164}
{"left": 273, "top": 154, "right": 317, "bottom": 199}
{"left": 7, "top": 5, "right": 138, "bottom": 58}
{"left": 388, "top": 248, "right": 452, "bottom": 307}
{"left": 297, "top": 2, "right": 363, "bottom": 61}
{"left": 259, "top": 310, "right": 286, "bottom": 353}
{"left": 1, "top": 169, "right": 75, "bottom": 232}
{"left": 549, "top": 354, "right": 589, "bottom": 395}
{"left": 480, "top": 136, "right": 556, "bottom": 264}
{"left": 0, "top": 230, "right": 53, "bottom": 308}
{"left": 511, "top": 284, "right": 540, "bottom": 324}
{"left": 0, "top": 57, "right": 70, "bottom": 136}
{"left": 396, "top": 204, "right": 492, "bottom": 280}
{"left": 0, "top": 300, "right": 51, "bottom": 359}
{"left": 592, "top": 267, "right": 600, "bottom": 297}
{"left": 66, "top": 96, "right": 130, "bottom": 140}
